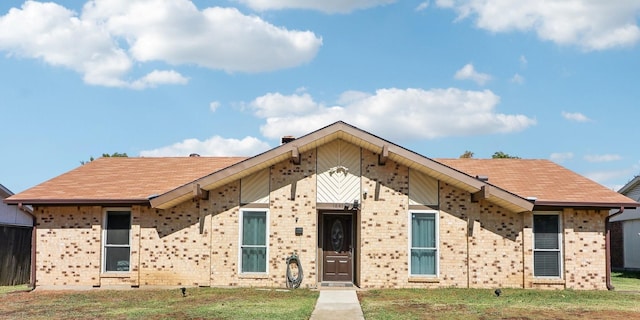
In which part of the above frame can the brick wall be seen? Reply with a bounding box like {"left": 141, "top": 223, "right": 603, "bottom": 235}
{"left": 32, "top": 145, "right": 609, "bottom": 290}
{"left": 34, "top": 206, "right": 102, "bottom": 287}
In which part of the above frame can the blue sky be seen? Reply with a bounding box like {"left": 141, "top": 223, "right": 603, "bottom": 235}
{"left": 1, "top": 0, "right": 640, "bottom": 194}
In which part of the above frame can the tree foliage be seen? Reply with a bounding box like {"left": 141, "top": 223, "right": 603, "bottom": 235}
{"left": 81, "top": 152, "right": 128, "bottom": 165}
{"left": 491, "top": 151, "right": 520, "bottom": 159}
{"left": 459, "top": 150, "right": 474, "bottom": 158}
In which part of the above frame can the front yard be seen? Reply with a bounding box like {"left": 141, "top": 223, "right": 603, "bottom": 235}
{"left": 1, "top": 272, "right": 639, "bottom": 319}
{"left": 0, "top": 287, "right": 318, "bottom": 320}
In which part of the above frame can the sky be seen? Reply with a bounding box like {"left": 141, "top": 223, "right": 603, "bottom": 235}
{"left": 1, "top": 0, "right": 640, "bottom": 194}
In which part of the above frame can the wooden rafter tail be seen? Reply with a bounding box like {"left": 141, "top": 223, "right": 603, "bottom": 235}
{"left": 378, "top": 144, "right": 389, "bottom": 165}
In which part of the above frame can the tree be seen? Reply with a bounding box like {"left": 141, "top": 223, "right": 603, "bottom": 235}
{"left": 81, "top": 152, "right": 128, "bottom": 165}
{"left": 459, "top": 150, "right": 474, "bottom": 158}
{"left": 491, "top": 151, "right": 520, "bottom": 159}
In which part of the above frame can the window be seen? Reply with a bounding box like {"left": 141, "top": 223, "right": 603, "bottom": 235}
{"left": 103, "top": 210, "right": 131, "bottom": 272}
{"left": 240, "top": 210, "right": 268, "bottom": 273}
{"left": 409, "top": 211, "right": 438, "bottom": 276}
{"left": 533, "top": 213, "right": 562, "bottom": 277}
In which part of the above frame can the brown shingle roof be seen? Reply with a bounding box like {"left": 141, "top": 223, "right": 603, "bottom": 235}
{"left": 5, "top": 149, "right": 637, "bottom": 209}
{"left": 5, "top": 157, "right": 246, "bottom": 204}
{"left": 437, "top": 158, "right": 636, "bottom": 206}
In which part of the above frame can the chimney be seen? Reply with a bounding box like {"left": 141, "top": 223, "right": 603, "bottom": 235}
{"left": 281, "top": 136, "right": 296, "bottom": 144}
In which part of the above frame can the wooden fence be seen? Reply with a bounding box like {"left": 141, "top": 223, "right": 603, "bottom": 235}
{"left": 0, "top": 225, "right": 32, "bottom": 285}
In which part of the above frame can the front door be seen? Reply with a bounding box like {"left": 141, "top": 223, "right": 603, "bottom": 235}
{"left": 322, "top": 214, "right": 352, "bottom": 282}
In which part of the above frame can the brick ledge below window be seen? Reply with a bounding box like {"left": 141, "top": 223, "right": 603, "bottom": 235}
{"left": 532, "top": 278, "right": 565, "bottom": 285}
{"left": 239, "top": 274, "right": 269, "bottom": 279}
{"left": 100, "top": 273, "right": 130, "bottom": 279}
{"left": 408, "top": 277, "right": 440, "bottom": 283}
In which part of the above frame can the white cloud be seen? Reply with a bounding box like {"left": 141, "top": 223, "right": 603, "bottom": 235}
{"left": 519, "top": 55, "right": 528, "bottom": 66}
{"left": 435, "top": 0, "right": 640, "bottom": 50}
{"left": 130, "top": 70, "right": 188, "bottom": 89}
{"left": 562, "top": 111, "right": 591, "bottom": 122}
{"left": 209, "top": 101, "right": 221, "bottom": 112}
{"left": 584, "top": 154, "right": 622, "bottom": 163}
{"left": 510, "top": 73, "right": 525, "bottom": 84}
{"left": 236, "top": 0, "right": 395, "bottom": 13}
{"left": 584, "top": 168, "right": 634, "bottom": 187}
{"left": 416, "top": 1, "right": 430, "bottom": 11}
{"left": 454, "top": 63, "right": 491, "bottom": 85}
{"left": 250, "top": 92, "right": 320, "bottom": 118}
{"left": 0, "top": 0, "right": 322, "bottom": 88}
{"left": 250, "top": 88, "right": 536, "bottom": 141}
{"left": 549, "top": 152, "right": 573, "bottom": 163}
{"left": 139, "top": 135, "right": 271, "bottom": 157}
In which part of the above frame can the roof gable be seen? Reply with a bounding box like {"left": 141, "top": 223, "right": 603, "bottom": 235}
{"left": 6, "top": 122, "right": 636, "bottom": 211}
{"left": 149, "top": 121, "right": 534, "bottom": 212}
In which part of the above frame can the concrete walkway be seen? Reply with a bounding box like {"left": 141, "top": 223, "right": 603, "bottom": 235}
{"left": 309, "top": 289, "right": 364, "bottom": 320}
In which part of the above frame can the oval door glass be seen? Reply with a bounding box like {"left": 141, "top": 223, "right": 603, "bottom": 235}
{"left": 331, "top": 219, "right": 344, "bottom": 252}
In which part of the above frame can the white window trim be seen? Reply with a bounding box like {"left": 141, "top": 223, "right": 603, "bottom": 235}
{"left": 408, "top": 210, "right": 439, "bottom": 277}
{"left": 532, "top": 211, "right": 563, "bottom": 279}
{"left": 238, "top": 208, "right": 270, "bottom": 275}
{"left": 102, "top": 208, "right": 131, "bottom": 273}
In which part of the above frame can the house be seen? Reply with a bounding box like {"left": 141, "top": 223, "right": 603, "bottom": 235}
{"left": 610, "top": 176, "right": 640, "bottom": 271}
{"left": 0, "top": 184, "right": 34, "bottom": 286}
{"left": 4, "top": 121, "right": 639, "bottom": 290}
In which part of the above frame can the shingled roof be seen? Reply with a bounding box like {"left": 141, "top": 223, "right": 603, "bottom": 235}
{"left": 4, "top": 157, "right": 246, "bottom": 205}
{"left": 438, "top": 159, "right": 637, "bottom": 208}
{"left": 5, "top": 122, "right": 638, "bottom": 211}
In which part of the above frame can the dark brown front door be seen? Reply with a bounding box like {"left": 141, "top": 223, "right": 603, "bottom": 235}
{"left": 322, "top": 214, "right": 352, "bottom": 282}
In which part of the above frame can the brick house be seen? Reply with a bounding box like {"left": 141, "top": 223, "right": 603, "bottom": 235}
{"left": 4, "top": 122, "right": 638, "bottom": 290}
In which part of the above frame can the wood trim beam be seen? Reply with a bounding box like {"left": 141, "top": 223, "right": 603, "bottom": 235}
{"left": 193, "top": 184, "right": 209, "bottom": 200}
{"left": 378, "top": 144, "right": 389, "bottom": 165}
{"left": 472, "top": 185, "right": 490, "bottom": 202}
{"left": 291, "top": 146, "right": 301, "bottom": 165}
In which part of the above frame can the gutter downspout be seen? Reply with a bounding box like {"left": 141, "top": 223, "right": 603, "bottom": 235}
{"left": 606, "top": 207, "right": 624, "bottom": 291}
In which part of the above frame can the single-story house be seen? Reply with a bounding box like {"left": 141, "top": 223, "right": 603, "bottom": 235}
{"left": 0, "top": 183, "right": 34, "bottom": 286}
{"left": 4, "top": 121, "right": 639, "bottom": 290}
{"left": 610, "top": 176, "right": 640, "bottom": 270}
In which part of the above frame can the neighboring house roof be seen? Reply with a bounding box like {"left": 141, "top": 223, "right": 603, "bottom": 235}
{"left": 0, "top": 184, "right": 12, "bottom": 199}
{"left": 1, "top": 183, "right": 33, "bottom": 226}
{"left": 5, "top": 122, "right": 638, "bottom": 212}
{"left": 4, "top": 157, "right": 246, "bottom": 205}
{"left": 438, "top": 159, "right": 637, "bottom": 208}
{"left": 618, "top": 176, "right": 640, "bottom": 197}
{"left": 610, "top": 176, "right": 640, "bottom": 222}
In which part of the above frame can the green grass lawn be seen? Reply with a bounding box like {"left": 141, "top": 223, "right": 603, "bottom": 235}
{"left": 359, "top": 272, "right": 640, "bottom": 320}
{"left": 611, "top": 271, "right": 640, "bottom": 291}
{"left": 0, "top": 284, "right": 30, "bottom": 295}
{"left": 0, "top": 287, "right": 318, "bottom": 320}
{"left": 359, "top": 288, "right": 640, "bottom": 320}
{"left": 1, "top": 272, "right": 638, "bottom": 320}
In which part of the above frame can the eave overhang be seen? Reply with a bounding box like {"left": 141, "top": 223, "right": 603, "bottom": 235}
{"left": 532, "top": 200, "right": 640, "bottom": 210}
{"left": 3, "top": 198, "right": 150, "bottom": 206}
{"left": 150, "top": 121, "right": 535, "bottom": 213}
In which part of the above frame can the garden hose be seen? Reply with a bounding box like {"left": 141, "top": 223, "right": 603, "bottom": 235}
{"left": 286, "top": 253, "right": 303, "bottom": 289}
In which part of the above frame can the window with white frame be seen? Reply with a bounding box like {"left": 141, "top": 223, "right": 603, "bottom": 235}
{"left": 103, "top": 210, "right": 131, "bottom": 272}
{"left": 533, "top": 213, "right": 562, "bottom": 277}
{"left": 409, "top": 211, "right": 438, "bottom": 276}
{"left": 240, "top": 209, "right": 268, "bottom": 273}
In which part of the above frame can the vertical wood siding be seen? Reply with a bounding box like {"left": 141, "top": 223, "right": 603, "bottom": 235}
{"left": 409, "top": 169, "right": 438, "bottom": 206}
{"left": 317, "top": 140, "right": 361, "bottom": 203}
{"left": 241, "top": 169, "right": 269, "bottom": 204}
